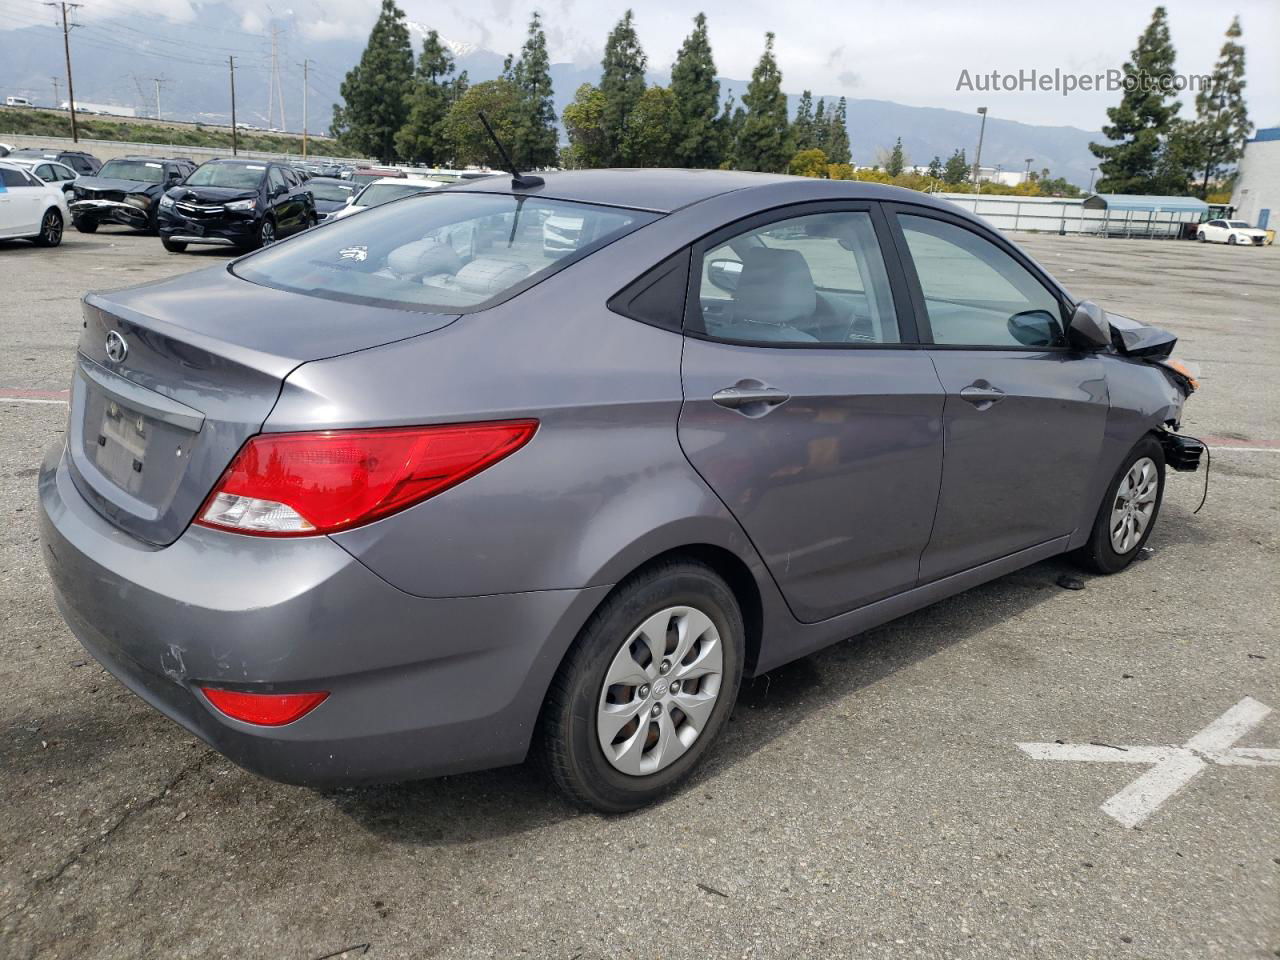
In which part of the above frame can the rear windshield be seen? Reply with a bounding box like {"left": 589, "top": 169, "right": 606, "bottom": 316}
{"left": 309, "top": 181, "right": 354, "bottom": 202}
{"left": 233, "top": 191, "right": 658, "bottom": 313}
{"left": 186, "top": 162, "right": 266, "bottom": 189}
{"left": 357, "top": 183, "right": 435, "bottom": 207}
{"left": 98, "top": 159, "right": 165, "bottom": 183}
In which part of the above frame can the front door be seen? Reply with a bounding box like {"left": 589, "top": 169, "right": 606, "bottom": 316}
{"left": 678, "top": 204, "right": 945, "bottom": 623}
{"left": 890, "top": 208, "right": 1108, "bottom": 582}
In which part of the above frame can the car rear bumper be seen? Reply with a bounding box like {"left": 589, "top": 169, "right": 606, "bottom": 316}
{"left": 38, "top": 439, "right": 608, "bottom": 786}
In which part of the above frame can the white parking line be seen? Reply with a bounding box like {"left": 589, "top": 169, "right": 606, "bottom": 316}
{"left": 1018, "top": 697, "right": 1279, "bottom": 828}
{"left": 1, "top": 397, "right": 68, "bottom": 405}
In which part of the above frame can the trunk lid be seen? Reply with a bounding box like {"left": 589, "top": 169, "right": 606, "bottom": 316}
{"left": 69, "top": 264, "right": 460, "bottom": 546}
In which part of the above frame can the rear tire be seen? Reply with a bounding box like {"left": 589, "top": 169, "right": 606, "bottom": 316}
{"left": 32, "top": 208, "right": 63, "bottom": 247}
{"left": 1074, "top": 436, "right": 1165, "bottom": 575}
{"left": 74, "top": 217, "right": 98, "bottom": 234}
{"left": 1196, "top": 231, "right": 1205, "bottom": 242}
{"left": 161, "top": 236, "right": 188, "bottom": 253}
{"left": 537, "top": 561, "right": 744, "bottom": 813}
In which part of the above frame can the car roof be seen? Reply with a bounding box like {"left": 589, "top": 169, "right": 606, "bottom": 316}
{"left": 446, "top": 168, "right": 965, "bottom": 215}
{"left": 308, "top": 176, "right": 353, "bottom": 185}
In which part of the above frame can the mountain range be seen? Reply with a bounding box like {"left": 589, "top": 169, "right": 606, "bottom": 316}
{"left": 0, "top": 5, "right": 1104, "bottom": 185}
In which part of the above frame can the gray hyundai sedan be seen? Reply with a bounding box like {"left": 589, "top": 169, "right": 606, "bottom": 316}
{"left": 38, "top": 170, "right": 1201, "bottom": 812}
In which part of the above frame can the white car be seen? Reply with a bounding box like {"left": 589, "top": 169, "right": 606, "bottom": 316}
{"left": 1196, "top": 219, "right": 1268, "bottom": 246}
{"left": 6, "top": 156, "right": 78, "bottom": 194}
{"left": 0, "top": 160, "right": 69, "bottom": 246}
{"left": 329, "top": 176, "right": 447, "bottom": 221}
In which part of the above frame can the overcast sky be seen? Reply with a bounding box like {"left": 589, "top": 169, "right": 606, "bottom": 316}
{"left": 11, "top": 0, "right": 1279, "bottom": 130}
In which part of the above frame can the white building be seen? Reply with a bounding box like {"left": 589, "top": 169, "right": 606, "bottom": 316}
{"left": 1230, "top": 127, "right": 1279, "bottom": 230}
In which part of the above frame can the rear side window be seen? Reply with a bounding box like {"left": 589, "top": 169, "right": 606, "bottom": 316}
{"left": 1, "top": 168, "right": 32, "bottom": 187}
{"left": 233, "top": 192, "right": 658, "bottom": 313}
{"left": 899, "top": 215, "right": 1065, "bottom": 348}
{"left": 690, "top": 210, "right": 900, "bottom": 345}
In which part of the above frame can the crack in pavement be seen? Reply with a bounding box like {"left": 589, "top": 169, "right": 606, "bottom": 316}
{"left": 1, "top": 750, "right": 218, "bottom": 926}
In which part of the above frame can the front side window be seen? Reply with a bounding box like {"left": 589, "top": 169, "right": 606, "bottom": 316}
{"left": 186, "top": 162, "right": 267, "bottom": 190}
{"left": 899, "top": 215, "right": 1065, "bottom": 348}
{"left": 233, "top": 192, "right": 658, "bottom": 313}
{"left": 690, "top": 210, "right": 900, "bottom": 345}
{"left": 98, "top": 159, "right": 165, "bottom": 183}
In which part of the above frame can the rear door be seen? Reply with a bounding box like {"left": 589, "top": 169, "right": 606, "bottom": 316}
{"left": 0, "top": 166, "right": 42, "bottom": 234}
{"left": 888, "top": 206, "right": 1108, "bottom": 581}
{"left": 678, "top": 203, "right": 945, "bottom": 623}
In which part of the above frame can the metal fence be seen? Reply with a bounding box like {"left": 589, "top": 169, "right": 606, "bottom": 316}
{"left": 2, "top": 132, "right": 366, "bottom": 166}
{"left": 934, "top": 193, "right": 1199, "bottom": 238}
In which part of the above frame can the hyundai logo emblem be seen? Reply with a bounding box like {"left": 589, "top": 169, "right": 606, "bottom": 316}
{"left": 105, "top": 330, "right": 128, "bottom": 364}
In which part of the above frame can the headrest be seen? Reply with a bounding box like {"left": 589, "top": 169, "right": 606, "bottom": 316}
{"left": 734, "top": 247, "right": 816, "bottom": 326}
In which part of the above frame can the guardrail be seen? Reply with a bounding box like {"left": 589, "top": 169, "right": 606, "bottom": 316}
{"left": 2, "top": 132, "right": 366, "bottom": 166}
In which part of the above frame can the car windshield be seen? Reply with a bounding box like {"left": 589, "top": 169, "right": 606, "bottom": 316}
{"left": 233, "top": 192, "right": 658, "bottom": 313}
{"left": 98, "top": 159, "right": 165, "bottom": 183}
{"left": 357, "top": 183, "right": 435, "bottom": 207}
{"left": 185, "top": 162, "right": 266, "bottom": 189}
{"left": 1224, "top": 220, "right": 1250, "bottom": 228}
{"left": 309, "top": 181, "right": 355, "bottom": 202}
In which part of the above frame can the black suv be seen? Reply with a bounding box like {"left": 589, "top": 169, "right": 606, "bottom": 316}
{"left": 7, "top": 148, "right": 101, "bottom": 176}
{"left": 158, "top": 158, "right": 317, "bottom": 252}
{"left": 70, "top": 156, "right": 195, "bottom": 233}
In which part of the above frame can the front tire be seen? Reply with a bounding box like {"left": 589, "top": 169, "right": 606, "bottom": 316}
{"left": 1074, "top": 436, "right": 1165, "bottom": 575}
{"left": 74, "top": 217, "right": 98, "bottom": 234}
{"left": 161, "top": 236, "right": 188, "bottom": 253}
{"left": 33, "top": 208, "right": 63, "bottom": 247}
{"left": 1228, "top": 235, "right": 1237, "bottom": 245}
{"left": 254, "top": 217, "right": 277, "bottom": 249}
{"left": 537, "top": 561, "right": 744, "bottom": 813}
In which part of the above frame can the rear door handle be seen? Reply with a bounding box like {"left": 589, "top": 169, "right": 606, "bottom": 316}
{"left": 959, "top": 383, "right": 1006, "bottom": 410}
{"left": 712, "top": 384, "right": 790, "bottom": 412}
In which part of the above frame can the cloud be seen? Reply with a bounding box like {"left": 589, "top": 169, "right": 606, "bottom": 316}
{"left": 837, "top": 70, "right": 859, "bottom": 89}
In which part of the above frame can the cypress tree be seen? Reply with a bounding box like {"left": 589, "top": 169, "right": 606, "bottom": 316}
{"left": 670, "top": 13, "right": 721, "bottom": 168}
{"left": 510, "top": 12, "right": 559, "bottom": 169}
{"left": 1089, "top": 6, "right": 1181, "bottom": 193}
{"left": 1190, "top": 16, "right": 1250, "bottom": 197}
{"left": 826, "top": 96, "right": 851, "bottom": 164}
{"left": 792, "top": 90, "right": 815, "bottom": 151}
{"left": 736, "top": 33, "right": 791, "bottom": 173}
{"left": 333, "top": 0, "right": 415, "bottom": 161}
{"left": 886, "top": 136, "right": 905, "bottom": 177}
{"left": 927, "top": 155, "right": 943, "bottom": 179}
{"left": 600, "top": 10, "right": 648, "bottom": 165}
{"left": 716, "top": 91, "right": 745, "bottom": 168}
{"left": 394, "top": 29, "right": 456, "bottom": 165}
{"left": 812, "top": 98, "right": 828, "bottom": 153}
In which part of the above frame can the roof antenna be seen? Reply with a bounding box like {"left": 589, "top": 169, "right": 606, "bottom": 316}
{"left": 478, "top": 111, "right": 544, "bottom": 189}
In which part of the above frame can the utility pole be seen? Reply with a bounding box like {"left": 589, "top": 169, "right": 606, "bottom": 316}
{"left": 151, "top": 76, "right": 167, "bottom": 121}
{"left": 46, "top": 2, "right": 81, "bottom": 142}
{"left": 1024, "top": 157, "right": 1034, "bottom": 184}
{"left": 971, "top": 106, "right": 988, "bottom": 188}
{"left": 51, "top": 76, "right": 61, "bottom": 109}
{"left": 1088, "top": 167, "right": 1098, "bottom": 193}
{"left": 228, "top": 56, "right": 239, "bottom": 156}
{"left": 299, "top": 58, "right": 310, "bottom": 158}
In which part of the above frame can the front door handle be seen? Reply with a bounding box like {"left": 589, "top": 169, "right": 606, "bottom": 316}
{"left": 959, "top": 382, "right": 1006, "bottom": 410}
{"left": 712, "top": 383, "right": 790, "bottom": 413}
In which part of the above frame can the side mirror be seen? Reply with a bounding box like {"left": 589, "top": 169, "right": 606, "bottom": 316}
{"left": 1007, "top": 309, "right": 1062, "bottom": 348}
{"left": 707, "top": 258, "right": 743, "bottom": 293}
{"left": 1067, "top": 300, "right": 1111, "bottom": 350}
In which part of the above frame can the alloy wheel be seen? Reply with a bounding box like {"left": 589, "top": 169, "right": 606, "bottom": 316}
{"left": 42, "top": 210, "right": 62, "bottom": 245}
{"left": 1110, "top": 456, "right": 1158, "bottom": 554}
{"left": 260, "top": 220, "right": 276, "bottom": 245}
{"left": 596, "top": 605, "right": 724, "bottom": 776}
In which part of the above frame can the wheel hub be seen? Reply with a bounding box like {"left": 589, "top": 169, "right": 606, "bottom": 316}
{"left": 596, "top": 605, "right": 724, "bottom": 777}
{"left": 1109, "top": 456, "right": 1157, "bottom": 554}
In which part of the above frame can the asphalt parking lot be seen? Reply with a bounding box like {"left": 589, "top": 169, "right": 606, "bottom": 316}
{"left": 0, "top": 225, "right": 1277, "bottom": 959}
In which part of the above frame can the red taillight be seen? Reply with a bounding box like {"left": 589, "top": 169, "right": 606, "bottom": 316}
{"left": 195, "top": 420, "right": 537, "bottom": 537}
{"left": 201, "top": 687, "right": 329, "bottom": 726}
